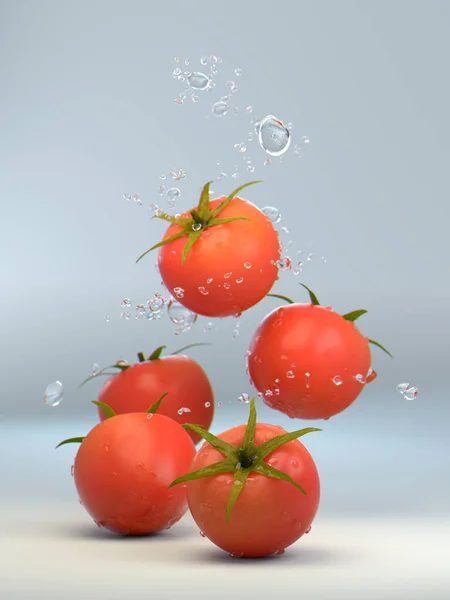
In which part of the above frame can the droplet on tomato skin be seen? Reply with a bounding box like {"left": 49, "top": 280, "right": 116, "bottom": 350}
{"left": 233, "top": 479, "right": 243, "bottom": 487}
{"left": 94, "top": 520, "right": 106, "bottom": 529}
{"left": 261, "top": 205, "right": 281, "bottom": 223}
{"left": 177, "top": 407, "right": 192, "bottom": 415}
{"left": 146, "top": 413, "right": 153, "bottom": 420}
{"left": 229, "top": 552, "right": 244, "bottom": 558}
{"left": 355, "top": 373, "right": 366, "bottom": 384}
{"left": 267, "top": 457, "right": 278, "bottom": 466}
{"left": 198, "top": 286, "right": 209, "bottom": 295}
{"left": 272, "top": 548, "right": 286, "bottom": 556}
{"left": 236, "top": 277, "right": 244, "bottom": 284}
{"left": 199, "top": 531, "right": 206, "bottom": 538}
{"left": 286, "top": 370, "right": 295, "bottom": 379}
{"left": 332, "top": 375, "right": 343, "bottom": 386}
{"left": 305, "top": 372, "right": 311, "bottom": 388}
{"left": 204, "top": 401, "right": 211, "bottom": 408}
{"left": 43, "top": 381, "right": 64, "bottom": 407}
{"left": 290, "top": 459, "right": 299, "bottom": 468}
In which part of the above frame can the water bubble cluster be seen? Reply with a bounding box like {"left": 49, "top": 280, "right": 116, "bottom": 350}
{"left": 397, "top": 382, "right": 419, "bottom": 401}
{"left": 167, "top": 299, "right": 198, "bottom": 334}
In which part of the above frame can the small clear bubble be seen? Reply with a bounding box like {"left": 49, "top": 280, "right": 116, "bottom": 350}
{"left": 187, "top": 72, "right": 210, "bottom": 90}
{"left": 174, "top": 98, "right": 183, "bottom": 105}
{"left": 120, "top": 298, "right": 131, "bottom": 307}
{"left": 212, "top": 101, "right": 228, "bottom": 116}
{"left": 121, "top": 311, "right": 132, "bottom": 320}
{"left": 167, "top": 188, "right": 181, "bottom": 200}
{"left": 200, "top": 56, "right": 208, "bottom": 66}
{"left": 92, "top": 363, "right": 100, "bottom": 375}
{"left": 157, "top": 186, "right": 165, "bottom": 195}
{"left": 44, "top": 381, "right": 64, "bottom": 407}
{"left": 238, "top": 393, "right": 251, "bottom": 404}
{"left": 264, "top": 159, "right": 272, "bottom": 166}
{"left": 333, "top": 376, "right": 343, "bottom": 386}
{"left": 123, "top": 193, "right": 132, "bottom": 201}
{"left": 307, "top": 253, "right": 313, "bottom": 261}
{"left": 105, "top": 315, "right": 110, "bottom": 323}
{"left": 226, "top": 80, "right": 238, "bottom": 93}
{"left": 235, "top": 68, "right": 243, "bottom": 76}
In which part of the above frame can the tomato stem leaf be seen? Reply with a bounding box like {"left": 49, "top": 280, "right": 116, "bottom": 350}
{"left": 256, "top": 427, "right": 322, "bottom": 460}
{"left": 299, "top": 283, "right": 320, "bottom": 306}
{"left": 197, "top": 181, "right": 214, "bottom": 221}
{"left": 169, "top": 458, "right": 236, "bottom": 488}
{"left": 181, "top": 231, "right": 202, "bottom": 265}
{"left": 239, "top": 398, "right": 257, "bottom": 454}
{"left": 55, "top": 436, "right": 85, "bottom": 450}
{"left": 136, "top": 230, "right": 187, "bottom": 263}
{"left": 226, "top": 470, "right": 250, "bottom": 522}
{"left": 147, "top": 392, "right": 169, "bottom": 414}
{"left": 137, "top": 352, "right": 146, "bottom": 363}
{"left": 368, "top": 339, "right": 393, "bottom": 358}
{"left": 148, "top": 346, "right": 166, "bottom": 361}
{"left": 252, "top": 462, "right": 307, "bottom": 495}
{"left": 209, "top": 180, "right": 262, "bottom": 219}
{"left": 267, "top": 293, "right": 295, "bottom": 305}
{"left": 91, "top": 400, "right": 117, "bottom": 419}
{"left": 171, "top": 343, "right": 211, "bottom": 355}
{"left": 341, "top": 309, "right": 368, "bottom": 322}
{"left": 181, "top": 424, "right": 239, "bottom": 460}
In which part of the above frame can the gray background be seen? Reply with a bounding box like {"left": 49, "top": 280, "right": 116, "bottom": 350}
{"left": 1, "top": 0, "right": 450, "bottom": 598}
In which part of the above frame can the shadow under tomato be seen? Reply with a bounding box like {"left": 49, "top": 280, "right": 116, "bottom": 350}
{"left": 187, "top": 545, "right": 354, "bottom": 567}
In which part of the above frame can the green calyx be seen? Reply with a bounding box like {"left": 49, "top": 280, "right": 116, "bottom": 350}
{"left": 267, "top": 284, "right": 393, "bottom": 358}
{"left": 169, "top": 398, "right": 321, "bottom": 522}
{"left": 79, "top": 343, "right": 211, "bottom": 387}
{"left": 55, "top": 394, "right": 169, "bottom": 449}
{"left": 136, "top": 180, "right": 262, "bottom": 265}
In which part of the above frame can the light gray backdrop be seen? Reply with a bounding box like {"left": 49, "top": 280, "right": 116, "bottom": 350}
{"left": 1, "top": 1, "right": 449, "bottom": 599}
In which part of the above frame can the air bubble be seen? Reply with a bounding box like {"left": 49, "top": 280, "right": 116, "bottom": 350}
{"left": 92, "top": 363, "right": 100, "bottom": 375}
{"left": 261, "top": 206, "right": 281, "bottom": 223}
{"left": 235, "top": 68, "right": 243, "bottom": 76}
{"left": 187, "top": 72, "right": 210, "bottom": 89}
{"left": 120, "top": 298, "right": 131, "bottom": 307}
{"left": 44, "top": 381, "right": 64, "bottom": 407}
{"left": 212, "top": 101, "right": 228, "bottom": 116}
{"left": 238, "top": 393, "right": 251, "bottom": 404}
{"left": 258, "top": 115, "right": 291, "bottom": 156}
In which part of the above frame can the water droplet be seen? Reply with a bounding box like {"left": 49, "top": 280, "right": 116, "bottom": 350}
{"left": 224, "top": 272, "right": 232, "bottom": 279}
{"left": 258, "top": 115, "right": 291, "bottom": 156}
{"left": 226, "top": 80, "right": 238, "bottom": 93}
{"left": 305, "top": 525, "right": 312, "bottom": 534}
{"left": 217, "top": 401, "right": 223, "bottom": 407}
{"left": 192, "top": 95, "right": 199, "bottom": 103}
{"left": 44, "top": 381, "right": 64, "bottom": 407}
{"left": 333, "top": 375, "right": 343, "bottom": 386}
{"left": 204, "top": 401, "right": 211, "bottom": 408}
{"left": 70, "top": 465, "right": 74, "bottom": 477}
{"left": 224, "top": 282, "right": 231, "bottom": 290}
{"left": 246, "top": 165, "right": 255, "bottom": 173}
{"left": 123, "top": 193, "right": 132, "bottom": 201}
{"left": 174, "top": 98, "right": 183, "bottom": 105}
{"left": 290, "top": 459, "right": 299, "bottom": 468}
{"left": 177, "top": 407, "right": 192, "bottom": 415}
{"left": 146, "top": 413, "right": 153, "bottom": 420}
{"left": 243, "top": 262, "right": 252, "bottom": 270}
{"left": 246, "top": 105, "right": 253, "bottom": 114}
{"left": 286, "top": 370, "right": 295, "bottom": 379}
{"left": 229, "top": 551, "right": 244, "bottom": 558}
{"left": 199, "top": 530, "right": 206, "bottom": 537}
{"left": 261, "top": 206, "right": 281, "bottom": 223}
{"left": 187, "top": 72, "right": 210, "bottom": 90}
{"left": 159, "top": 173, "right": 166, "bottom": 180}
{"left": 92, "top": 363, "right": 100, "bottom": 375}
{"left": 192, "top": 223, "right": 202, "bottom": 231}
{"left": 105, "top": 315, "right": 110, "bottom": 323}
{"left": 273, "top": 548, "right": 285, "bottom": 556}
{"left": 238, "top": 393, "right": 251, "bottom": 404}
{"left": 396, "top": 382, "right": 410, "bottom": 394}
{"left": 355, "top": 374, "right": 366, "bottom": 384}
{"left": 233, "top": 479, "right": 243, "bottom": 486}
{"left": 167, "top": 188, "right": 181, "bottom": 200}
{"left": 167, "top": 299, "right": 197, "bottom": 330}
{"left": 198, "top": 286, "right": 209, "bottom": 295}
{"left": 120, "top": 298, "right": 131, "bottom": 307}
{"left": 147, "top": 295, "right": 164, "bottom": 314}
{"left": 235, "top": 68, "right": 243, "bottom": 76}
{"left": 173, "top": 287, "right": 184, "bottom": 299}
{"left": 200, "top": 56, "right": 208, "bottom": 66}
{"left": 132, "top": 193, "right": 141, "bottom": 204}
{"left": 121, "top": 311, "right": 132, "bottom": 320}
{"left": 212, "top": 100, "right": 228, "bottom": 116}
{"left": 366, "top": 368, "right": 377, "bottom": 383}
{"left": 116, "top": 359, "right": 129, "bottom": 367}
{"left": 236, "top": 277, "right": 244, "bottom": 284}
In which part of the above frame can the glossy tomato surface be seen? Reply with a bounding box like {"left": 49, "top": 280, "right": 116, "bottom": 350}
{"left": 187, "top": 423, "right": 320, "bottom": 557}
{"left": 98, "top": 356, "right": 214, "bottom": 444}
{"left": 74, "top": 413, "right": 196, "bottom": 535}
{"left": 158, "top": 196, "right": 280, "bottom": 318}
{"left": 248, "top": 304, "right": 372, "bottom": 419}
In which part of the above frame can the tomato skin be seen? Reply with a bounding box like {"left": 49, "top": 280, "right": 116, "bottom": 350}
{"left": 158, "top": 196, "right": 280, "bottom": 318}
{"left": 74, "top": 413, "right": 196, "bottom": 535}
{"left": 98, "top": 356, "right": 214, "bottom": 444}
{"left": 248, "top": 304, "right": 372, "bottom": 420}
{"left": 186, "top": 423, "right": 320, "bottom": 558}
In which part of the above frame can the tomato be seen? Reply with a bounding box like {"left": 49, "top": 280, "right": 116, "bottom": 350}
{"left": 96, "top": 348, "right": 214, "bottom": 445}
{"left": 248, "top": 291, "right": 384, "bottom": 419}
{"left": 136, "top": 181, "right": 280, "bottom": 318}
{"left": 73, "top": 412, "right": 196, "bottom": 535}
{"left": 170, "top": 399, "right": 321, "bottom": 558}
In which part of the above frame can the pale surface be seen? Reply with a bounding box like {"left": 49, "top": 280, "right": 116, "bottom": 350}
{"left": 1, "top": 506, "right": 448, "bottom": 600}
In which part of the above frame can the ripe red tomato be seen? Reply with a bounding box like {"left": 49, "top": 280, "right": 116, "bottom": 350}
{"left": 73, "top": 412, "right": 196, "bottom": 535}
{"left": 137, "top": 182, "right": 280, "bottom": 318}
{"left": 97, "top": 351, "right": 214, "bottom": 445}
{"left": 248, "top": 303, "right": 373, "bottom": 420}
{"left": 182, "top": 422, "right": 320, "bottom": 558}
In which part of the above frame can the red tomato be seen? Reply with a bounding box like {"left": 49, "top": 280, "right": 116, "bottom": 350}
{"left": 98, "top": 355, "right": 214, "bottom": 444}
{"left": 186, "top": 423, "right": 320, "bottom": 557}
{"left": 158, "top": 196, "right": 280, "bottom": 318}
{"left": 248, "top": 304, "right": 372, "bottom": 420}
{"left": 74, "top": 412, "right": 196, "bottom": 535}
